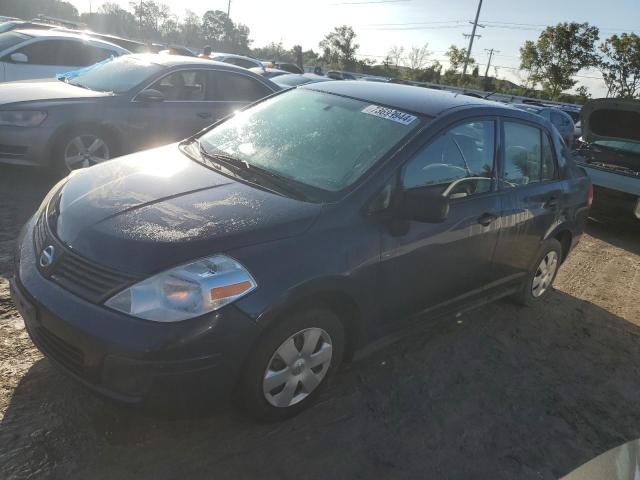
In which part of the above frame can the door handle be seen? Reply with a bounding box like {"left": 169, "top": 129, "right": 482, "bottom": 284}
{"left": 197, "top": 112, "right": 212, "bottom": 119}
{"left": 478, "top": 213, "right": 497, "bottom": 226}
{"left": 544, "top": 196, "right": 559, "bottom": 209}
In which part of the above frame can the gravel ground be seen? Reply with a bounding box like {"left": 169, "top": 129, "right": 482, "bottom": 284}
{"left": 0, "top": 166, "right": 639, "bottom": 480}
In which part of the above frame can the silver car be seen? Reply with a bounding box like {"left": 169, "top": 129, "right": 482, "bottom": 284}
{"left": 0, "top": 54, "right": 279, "bottom": 173}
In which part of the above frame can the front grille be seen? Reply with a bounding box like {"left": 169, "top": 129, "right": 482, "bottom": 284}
{"left": 34, "top": 327, "right": 85, "bottom": 377}
{"left": 52, "top": 250, "right": 138, "bottom": 302}
{"left": 34, "top": 209, "right": 139, "bottom": 303}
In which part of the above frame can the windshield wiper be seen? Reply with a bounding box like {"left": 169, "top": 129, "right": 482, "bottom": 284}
{"left": 197, "top": 142, "right": 309, "bottom": 201}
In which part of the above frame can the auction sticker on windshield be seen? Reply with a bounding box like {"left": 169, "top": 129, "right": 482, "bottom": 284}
{"left": 361, "top": 105, "right": 417, "bottom": 125}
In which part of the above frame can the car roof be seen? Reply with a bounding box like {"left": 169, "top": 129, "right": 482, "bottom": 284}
{"left": 13, "top": 29, "right": 130, "bottom": 52}
{"left": 301, "top": 81, "right": 510, "bottom": 117}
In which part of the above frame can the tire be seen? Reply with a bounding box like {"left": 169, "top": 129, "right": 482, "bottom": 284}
{"left": 238, "top": 308, "right": 345, "bottom": 421}
{"left": 52, "top": 127, "right": 118, "bottom": 176}
{"left": 512, "top": 238, "right": 563, "bottom": 306}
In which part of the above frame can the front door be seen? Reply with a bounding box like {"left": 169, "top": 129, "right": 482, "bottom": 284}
{"left": 379, "top": 118, "right": 503, "bottom": 322}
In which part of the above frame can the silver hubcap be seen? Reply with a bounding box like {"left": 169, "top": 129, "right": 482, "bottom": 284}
{"left": 532, "top": 251, "right": 558, "bottom": 297}
{"left": 263, "top": 327, "right": 333, "bottom": 408}
{"left": 64, "top": 134, "right": 110, "bottom": 171}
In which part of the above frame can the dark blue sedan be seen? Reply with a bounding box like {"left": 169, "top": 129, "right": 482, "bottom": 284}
{"left": 11, "top": 82, "right": 591, "bottom": 420}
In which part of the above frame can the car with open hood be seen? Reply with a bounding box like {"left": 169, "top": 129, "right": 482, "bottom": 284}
{"left": 573, "top": 98, "right": 640, "bottom": 222}
{"left": 11, "top": 82, "right": 591, "bottom": 420}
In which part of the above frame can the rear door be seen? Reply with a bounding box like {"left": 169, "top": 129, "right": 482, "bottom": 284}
{"left": 492, "top": 120, "right": 564, "bottom": 281}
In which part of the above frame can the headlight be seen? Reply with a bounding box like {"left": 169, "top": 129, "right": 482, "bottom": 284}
{"left": 105, "top": 255, "right": 257, "bottom": 322}
{"left": 0, "top": 110, "right": 47, "bottom": 127}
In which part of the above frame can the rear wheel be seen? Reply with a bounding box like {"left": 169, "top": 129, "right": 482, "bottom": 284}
{"left": 238, "top": 308, "right": 344, "bottom": 421}
{"left": 513, "top": 239, "right": 562, "bottom": 306}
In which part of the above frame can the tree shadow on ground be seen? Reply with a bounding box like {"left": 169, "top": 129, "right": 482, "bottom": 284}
{"left": 2, "top": 290, "right": 640, "bottom": 480}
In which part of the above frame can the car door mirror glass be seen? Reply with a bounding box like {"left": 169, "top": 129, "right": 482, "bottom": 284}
{"left": 136, "top": 89, "right": 165, "bottom": 103}
{"left": 400, "top": 187, "right": 450, "bottom": 223}
{"left": 10, "top": 52, "right": 28, "bottom": 63}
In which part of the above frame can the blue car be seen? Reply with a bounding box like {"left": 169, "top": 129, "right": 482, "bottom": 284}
{"left": 11, "top": 82, "right": 591, "bottom": 420}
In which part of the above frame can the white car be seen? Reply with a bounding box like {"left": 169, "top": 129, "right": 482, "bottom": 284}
{"left": 209, "top": 52, "right": 264, "bottom": 70}
{"left": 0, "top": 29, "right": 129, "bottom": 82}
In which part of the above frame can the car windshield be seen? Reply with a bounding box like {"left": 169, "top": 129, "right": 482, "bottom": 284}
{"left": 0, "top": 30, "right": 29, "bottom": 49}
{"left": 64, "top": 56, "right": 164, "bottom": 93}
{"left": 198, "top": 89, "right": 423, "bottom": 195}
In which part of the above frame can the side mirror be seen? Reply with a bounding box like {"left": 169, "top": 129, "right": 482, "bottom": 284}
{"left": 10, "top": 52, "right": 28, "bottom": 63}
{"left": 400, "top": 188, "right": 450, "bottom": 223}
{"left": 136, "top": 89, "right": 165, "bottom": 103}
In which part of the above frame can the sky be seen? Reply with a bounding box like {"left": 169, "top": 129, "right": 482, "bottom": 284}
{"left": 68, "top": 0, "right": 640, "bottom": 96}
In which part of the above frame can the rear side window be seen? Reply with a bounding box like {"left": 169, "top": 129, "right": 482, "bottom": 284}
{"left": 403, "top": 120, "right": 495, "bottom": 198}
{"left": 211, "top": 71, "right": 272, "bottom": 102}
{"left": 503, "top": 122, "right": 543, "bottom": 187}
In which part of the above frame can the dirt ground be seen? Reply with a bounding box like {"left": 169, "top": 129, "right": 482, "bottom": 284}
{"left": 1, "top": 166, "right": 639, "bottom": 480}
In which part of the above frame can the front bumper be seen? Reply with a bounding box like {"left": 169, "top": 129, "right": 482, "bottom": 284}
{"left": 0, "top": 125, "right": 57, "bottom": 167}
{"left": 11, "top": 217, "right": 263, "bottom": 404}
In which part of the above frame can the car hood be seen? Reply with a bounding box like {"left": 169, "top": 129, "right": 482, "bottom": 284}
{"left": 581, "top": 98, "right": 640, "bottom": 145}
{"left": 51, "top": 144, "right": 323, "bottom": 275}
{"left": 0, "top": 79, "right": 112, "bottom": 106}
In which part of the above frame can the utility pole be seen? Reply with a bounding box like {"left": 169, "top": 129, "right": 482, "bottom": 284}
{"left": 462, "top": 0, "right": 483, "bottom": 79}
{"left": 227, "top": 0, "right": 231, "bottom": 17}
{"left": 484, "top": 48, "right": 499, "bottom": 77}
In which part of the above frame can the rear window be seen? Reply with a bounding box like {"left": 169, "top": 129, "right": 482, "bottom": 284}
{"left": 0, "top": 31, "right": 29, "bottom": 52}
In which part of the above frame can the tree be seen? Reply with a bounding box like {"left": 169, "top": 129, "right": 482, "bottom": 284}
{"left": 575, "top": 85, "right": 591, "bottom": 102}
{"left": 180, "top": 10, "right": 202, "bottom": 47}
{"left": 129, "top": 1, "right": 170, "bottom": 40}
{"left": 201, "top": 10, "right": 234, "bottom": 47}
{"left": 388, "top": 45, "right": 404, "bottom": 68}
{"left": 599, "top": 33, "right": 640, "bottom": 98}
{"left": 520, "top": 22, "right": 600, "bottom": 99}
{"left": 405, "top": 43, "right": 430, "bottom": 71}
{"left": 446, "top": 45, "right": 473, "bottom": 73}
{"left": 319, "top": 25, "right": 359, "bottom": 69}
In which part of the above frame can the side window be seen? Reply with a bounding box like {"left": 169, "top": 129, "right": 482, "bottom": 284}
{"left": 403, "top": 120, "right": 495, "bottom": 198}
{"left": 227, "top": 58, "right": 256, "bottom": 69}
{"left": 211, "top": 71, "right": 272, "bottom": 102}
{"left": 14, "top": 40, "right": 62, "bottom": 65}
{"left": 81, "top": 46, "right": 116, "bottom": 65}
{"left": 541, "top": 133, "right": 557, "bottom": 181}
{"left": 149, "top": 70, "right": 207, "bottom": 101}
{"left": 503, "top": 122, "right": 542, "bottom": 187}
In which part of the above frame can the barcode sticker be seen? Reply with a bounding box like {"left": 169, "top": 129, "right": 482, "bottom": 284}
{"left": 361, "top": 105, "right": 417, "bottom": 125}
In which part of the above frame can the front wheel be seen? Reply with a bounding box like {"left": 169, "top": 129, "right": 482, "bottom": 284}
{"left": 238, "top": 308, "right": 344, "bottom": 421}
{"left": 53, "top": 129, "right": 116, "bottom": 175}
{"left": 513, "top": 239, "right": 562, "bottom": 306}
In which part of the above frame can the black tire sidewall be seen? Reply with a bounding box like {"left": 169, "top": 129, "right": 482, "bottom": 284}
{"left": 239, "top": 308, "right": 345, "bottom": 422}
{"left": 517, "top": 238, "right": 563, "bottom": 306}
{"left": 52, "top": 128, "right": 117, "bottom": 176}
